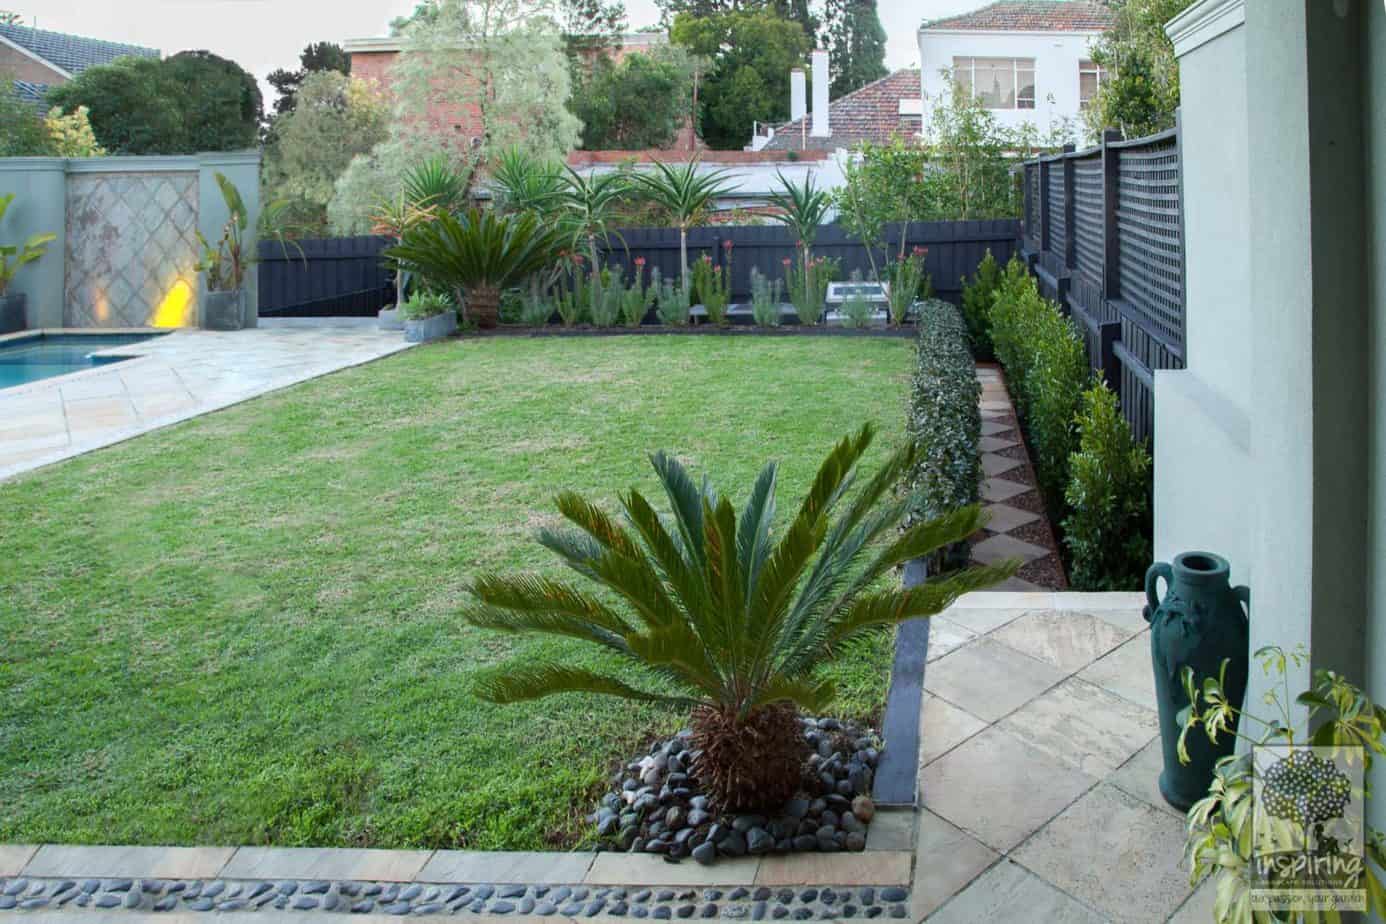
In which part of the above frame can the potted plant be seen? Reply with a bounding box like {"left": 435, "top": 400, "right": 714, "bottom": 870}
{"left": 195, "top": 173, "right": 299, "bottom": 331}
{"left": 385, "top": 208, "right": 567, "bottom": 329}
{"left": 400, "top": 291, "right": 457, "bottom": 343}
{"left": 0, "top": 194, "right": 57, "bottom": 334}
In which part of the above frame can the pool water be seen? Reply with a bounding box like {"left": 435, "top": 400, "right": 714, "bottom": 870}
{"left": 0, "top": 334, "right": 158, "bottom": 390}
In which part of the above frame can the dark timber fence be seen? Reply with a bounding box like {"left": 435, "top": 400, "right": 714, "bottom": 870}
{"left": 1018, "top": 117, "right": 1186, "bottom": 445}
{"left": 257, "top": 219, "right": 1020, "bottom": 317}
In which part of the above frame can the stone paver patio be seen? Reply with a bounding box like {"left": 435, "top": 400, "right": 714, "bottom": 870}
{"left": 0, "top": 327, "right": 412, "bottom": 481}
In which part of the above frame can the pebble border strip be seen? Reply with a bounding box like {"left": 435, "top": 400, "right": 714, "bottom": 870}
{"left": 0, "top": 877, "right": 911, "bottom": 918}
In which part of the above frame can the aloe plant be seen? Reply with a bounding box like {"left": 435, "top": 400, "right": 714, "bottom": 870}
{"left": 0, "top": 194, "right": 56, "bottom": 297}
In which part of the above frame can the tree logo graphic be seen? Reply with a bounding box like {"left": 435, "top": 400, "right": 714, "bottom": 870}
{"left": 1261, "top": 749, "right": 1353, "bottom": 837}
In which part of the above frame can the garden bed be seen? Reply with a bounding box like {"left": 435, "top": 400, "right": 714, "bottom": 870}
{"left": 0, "top": 335, "right": 912, "bottom": 851}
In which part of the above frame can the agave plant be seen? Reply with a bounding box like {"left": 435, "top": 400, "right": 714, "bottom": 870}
{"left": 629, "top": 159, "right": 735, "bottom": 296}
{"left": 385, "top": 208, "right": 567, "bottom": 328}
{"left": 490, "top": 147, "right": 565, "bottom": 219}
{"left": 464, "top": 424, "right": 1016, "bottom": 809}
{"left": 402, "top": 156, "right": 469, "bottom": 215}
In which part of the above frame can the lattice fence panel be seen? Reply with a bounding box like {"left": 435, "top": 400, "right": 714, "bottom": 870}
{"left": 1047, "top": 160, "right": 1067, "bottom": 261}
{"left": 1025, "top": 163, "right": 1041, "bottom": 250}
{"left": 1116, "top": 136, "right": 1183, "bottom": 352}
{"left": 1072, "top": 155, "right": 1104, "bottom": 288}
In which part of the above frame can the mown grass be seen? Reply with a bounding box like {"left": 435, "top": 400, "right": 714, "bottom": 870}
{"left": 0, "top": 335, "right": 912, "bottom": 850}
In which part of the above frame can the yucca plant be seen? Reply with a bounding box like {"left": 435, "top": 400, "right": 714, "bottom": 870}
{"left": 464, "top": 424, "right": 1016, "bottom": 810}
{"left": 629, "top": 159, "right": 736, "bottom": 296}
{"left": 557, "top": 167, "right": 630, "bottom": 308}
{"left": 385, "top": 209, "right": 567, "bottom": 328}
{"left": 490, "top": 148, "right": 564, "bottom": 219}
{"left": 402, "top": 156, "right": 468, "bottom": 215}
{"left": 767, "top": 171, "right": 831, "bottom": 303}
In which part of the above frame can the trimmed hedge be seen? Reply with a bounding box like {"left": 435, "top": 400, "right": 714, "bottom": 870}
{"left": 989, "top": 258, "right": 1087, "bottom": 506}
{"left": 907, "top": 298, "right": 982, "bottom": 546}
{"left": 1063, "top": 380, "right": 1153, "bottom": 590}
{"left": 959, "top": 249, "right": 1002, "bottom": 360}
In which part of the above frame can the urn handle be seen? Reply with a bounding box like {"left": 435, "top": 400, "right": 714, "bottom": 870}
{"left": 1144, "top": 561, "right": 1173, "bottom": 624}
{"left": 1234, "top": 584, "right": 1250, "bottom": 626}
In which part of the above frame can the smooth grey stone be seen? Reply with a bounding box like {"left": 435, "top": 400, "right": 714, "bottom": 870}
{"left": 879, "top": 888, "right": 908, "bottom": 903}
{"left": 689, "top": 796, "right": 709, "bottom": 811}
{"left": 821, "top": 889, "right": 838, "bottom": 904}
{"left": 20, "top": 898, "right": 50, "bottom": 910}
{"left": 858, "top": 888, "right": 875, "bottom": 905}
{"left": 379, "top": 884, "right": 400, "bottom": 902}
{"left": 499, "top": 884, "right": 526, "bottom": 899}
{"left": 865, "top": 907, "right": 883, "bottom": 919}
{"left": 124, "top": 889, "right": 142, "bottom": 908}
{"left": 653, "top": 906, "right": 673, "bottom": 920}
{"left": 106, "top": 879, "right": 134, "bottom": 893}
{"left": 676, "top": 904, "right": 697, "bottom": 918}
{"left": 784, "top": 799, "right": 810, "bottom": 819}
{"left": 350, "top": 899, "right": 375, "bottom": 913}
{"left": 561, "top": 903, "right": 585, "bottom": 915}
{"left": 585, "top": 898, "right": 607, "bottom": 915}
{"left": 292, "top": 896, "right": 319, "bottom": 910}
{"left": 792, "top": 909, "right": 813, "bottom": 920}
{"left": 599, "top": 814, "right": 620, "bottom": 836}
{"left": 721, "top": 830, "right": 748, "bottom": 856}
{"left": 792, "top": 834, "right": 818, "bottom": 851}
{"left": 304, "top": 880, "right": 331, "bottom": 894}
{"left": 520, "top": 897, "right": 536, "bottom": 913}
{"left": 491, "top": 901, "right": 516, "bottom": 914}
{"left": 153, "top": 896, "right": 177, "bottom": 911}
{"left": 748, "top": 827, "right": 775, "bottom": 855}
{"left": 889, "top": 905, "right": 908, "bottom": 918}
{"left": 808, "top": 799, "right": 827, "bottom": 815}
{"left": 219, "top": 900, "right": 249, "bottom": 912}
{"left": 846, "top": 832, "right": 867, "bottom": 851}
{"left": 800, "top": 890, "right": 819, "bottom": 903}
{"left": 277, "top": 881, "right": 298, "bottom": 896}
{"left": 732, "top": 815, "right": 766, "bottom": 833}
{"left": 414, "top": 902, "right": 443, "bottom": 914}
{"left": 399, "top": 884, "right": 422, "bottom": 900}
{"left": 691, "top": 841, "right": 717, "bottom": 865}
{"left": 188, "top": 898, "right": 215, "bottom": 911}
{"left": 687, "top": 809, "right": 711, "bottom": 827}
{"left": 535, "top": 901, "right": 558, "bottom": 915}
{"left": 610, "top": 900, "right": 629, "bottom": 916}
{"left": 322, "top": 892, "right": 339, "bottom": 910}
{"left": 2, "top": 880, "right": 25, "bottom": 897}
{"left": 0, "top": 897, "right": 17, "bottom": 910}
{"left": 700, "top": 902, "right": 719, "bottom": 917}
{"left": 142, "top": 880, "right": 165, "bottom": 894}
{"left": 247, "top": 882, "right": 273, "bottom": 900}
{"left": 633, "top": 889, "right": 652, "bottom": 903}
{"left": 842, "top": 905, "right": 858, "bottom": 918}
{"left": 772, "top": 906, "right": 790, "bottom": 919}
{"left": 383, "top": 900, "right": 412, "bottom": 914}
{"left": 634, "top": 907, "right": 650, "bottom": 919}
{"left": 753, "top": 900, "right": 768, "bottom": 920}
{"left": 569, "top": 887, "right": 588, "bottom": 901}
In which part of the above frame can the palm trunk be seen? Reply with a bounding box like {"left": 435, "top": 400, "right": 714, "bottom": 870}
{"left": 587, "top": 235, "right": 602, "bottom": 314}
{"left": 467, "top": 284, "right": 502, "bottom": 329}
{"left": 679, "top": 226, "right": 690, "bottom": 296}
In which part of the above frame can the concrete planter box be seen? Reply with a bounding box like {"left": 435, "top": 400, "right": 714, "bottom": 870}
{"left": 0, "top": 293, "right": 28, "bottom": 334}
{"left": 378, "top": 307, "right": 404, "bottom": 331}
{"left": 403, "top": 311, "right": 457, "bottom": 343}
{"left": 202, "top": 289, "right": 245, "bottom": 331}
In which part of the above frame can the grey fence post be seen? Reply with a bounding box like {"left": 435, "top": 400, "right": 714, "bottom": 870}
{"left": 1038, "top": 158, "right": 1051, "bottom": 255}
{"left": 1062, "top": 143, "right": 1077, "bottom": 272}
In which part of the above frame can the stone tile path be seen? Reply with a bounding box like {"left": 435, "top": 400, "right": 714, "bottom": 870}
{"left": 0, "top": 328, "right": 412, "bottom": 481}
{"left": 913, "top": 592, "right": 1207, "bottom": 923}
{"left": 972, "top": 365, "right": 1065, "bottom": 591}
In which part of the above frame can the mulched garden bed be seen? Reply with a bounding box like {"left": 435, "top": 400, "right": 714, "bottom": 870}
{"left": 459, "top": 325, "right": 919, "bottom": 340}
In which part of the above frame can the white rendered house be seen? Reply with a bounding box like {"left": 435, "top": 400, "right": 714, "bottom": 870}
{"left": 917, "top": 0, "right": 1113, "bottom": 137}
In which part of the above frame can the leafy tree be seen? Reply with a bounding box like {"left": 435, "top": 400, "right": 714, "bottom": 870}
{"left": 833, "top": 138, "right": 931, "bottom": 280}
{"left": 48, "top": 52, "right": 260, "bottom": 154}
{"left": 920, "top": 79, "right": 1018, "bottom": 220}
{"left": 1083, "top": 0, "right": 1193, "bottom": 141}
{"left": 824, "top": 0, "right": 886, "bottom": 98}
{"left": 266, "top": 42, "right": 350, "bottom": 121}
{"left": 262, "top": 72, "right": 389, "bottom": 234}
{"left": 163, "top": 51, "right": 263, "bottom": 151}
{"left": 460, "top": 424, "right": 1014, "bottom": 809}
{"left": 0, "top": 81, "right": 52, "bottom": 156}
{"left": 670, "top": 9, "right": 810, "bottom": 149}
{"left": 656, "top": 0, "right": 816, "bottom": 40}
{"left": 570, "top": 45, "right": 697, "bottom": 150}
{"left": 559, "top": 0, "right": 627, "bottom": 58}
{"left": 43, "top": 106, "right": 105, "bottom": 157}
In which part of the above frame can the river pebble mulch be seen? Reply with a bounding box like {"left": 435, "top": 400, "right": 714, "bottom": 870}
{"left": 0, "top": 876, "right": 912, "bottom": 918}
{"left": 596, "top": 717, "right": 881, "bottom": 865}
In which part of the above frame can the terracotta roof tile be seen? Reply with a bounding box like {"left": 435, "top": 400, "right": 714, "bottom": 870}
{"left": 922, "top": 1, "right": 1114, "bottom": 33}
{"left": 762, "top": 69, "right": 922, "bottom": 152}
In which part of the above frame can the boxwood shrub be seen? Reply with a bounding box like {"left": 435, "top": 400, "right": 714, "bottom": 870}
{"left": 907, "top": 298, "right": 982, "bottom": 560}
{"left": 989, "top": 261, "right": 1088, "bottom": 507}
{"left": 959, "top": 249, "right": 1002, "bottom": 360}
{"left": 1063, "top": 380, "right": 1153, "bottom": 590}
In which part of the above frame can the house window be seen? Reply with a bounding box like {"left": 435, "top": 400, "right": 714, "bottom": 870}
{"left": 952, "top": 56, "right": 1036, "bottom": 110}
{"left": 1079, "top": 59, "right": 1106, "bottom": 109}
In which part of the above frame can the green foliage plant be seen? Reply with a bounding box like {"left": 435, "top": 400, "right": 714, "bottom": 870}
{"left": 655, "top": 272, "right": 691, "bottom": 326}
{"left": 195, "top": 173, "right": 300, "bottom": 294}
{"left": 386, "top": 208, "right": 568, "bottom": 328}
{"left": 399, "top": 290, "right": 452, "bottom": 321}
{"left": 959, "top": 249, "right": 1002, "bottom": 359}
{"left": 1083, "top": 0, "right": 1193, "bottom": 142}
{"left": 463, "top": 423, "right": 1016, "bottom": 808}
{"left": 589, "top": 269, "right": 624, "bottom": 327}
{"left": 906, "top": 298, "right": 982, "bottom": 570}
{"left": 1062, "top": 379, "right": 1152, "bottom": 590}
{"left": 619, "top": 259, "right": 656, "bottom": 327}
{"left": 767, "top": 171, "right": 831, "bottom": 298}
{"left": 885, "top": 246, "right": 930, "bottom": 326}
{"left": 0, "top": 194, "right": 56, "bottom": 296}
{"left": 749, "top": 267, "right": 783, "bottom": 327}
{"left": 1, "top": 80, "right": 54, "bottom": 156}
{"left": 784, "top": 254, "right": 835, "bottom": 326}
{"left": 629, "top": 159, "right": 735, "bottom": 294}
{"left": 518, "top": 292, "right": 554, "bottom": 326}
{"left": 1180, "top": 645, "right": 1386, "bottom": 922}
{"left": 569, "top": 45, "right": 699, "bottom": 150}
{"left": 838, "top": 270, "right": 875, "bottom": 329}
{"left": 691, "top": 243, "right": 731, "bottom": 326}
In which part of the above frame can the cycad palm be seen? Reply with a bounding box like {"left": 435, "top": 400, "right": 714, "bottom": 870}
{"left": 629, "top": 159, "right": 736, "bottom": 295}
{"left": 466, "top": 424, "right": 1016, "bottom": 808}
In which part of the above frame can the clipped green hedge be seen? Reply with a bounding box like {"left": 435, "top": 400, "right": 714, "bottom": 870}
{"left": 959, "top": 249, "right": 1002, "bottom": 360}
{"left": 1063, "top": 380, "right": 1153, "bottom": 590}
{"left": 907, "top": 298, "right": 983, "bottom": 546}
{"left": 989, "top": 259, "right": 1088, "bottom": 506}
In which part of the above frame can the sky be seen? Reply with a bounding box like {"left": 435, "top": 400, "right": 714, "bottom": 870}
{"left": 6, "top": 0, "right": 982, "bottom": 100}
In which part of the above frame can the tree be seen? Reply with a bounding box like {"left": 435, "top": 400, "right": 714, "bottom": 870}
{"left": 629, "top": 158, "right": 734, "bottom": 293}
{"left": 569, "top": 45, "right": 697, "bottom": 150}
{"left": 262, "top": 72, "right": 389, "bottom": 233}
{"left": 47, "top": 52, "right": 260, "bottom": 154}
{"left": 0, "top": 11, "right": 20, "bottom": 24}
{"left": 0, "top": 81, "right": 52, "bottom": 156}
{"left": 655, "top": 0, "right": 816, "bottom": 40}
{"left": 43, "top": 106, "right": 105, "bottom": 157}
{"left": 265, "top": 42, "right": 350, "bottom": 121}
{"left": 824, "top": 0, "right": 886, "bottom": 98}
{"left": 921, "top": 79, "right": 1019, "bottom": 220}
{"left": 1083, "top": 0, "right": 1194, "bottom": 141}
{"left": 164, "top": 51, "right": 262, "bottom": 151}
{"left": 460, "top": 424, "right": 1012, "bottom": 809}
{"left": 670, "top": 10, "right": 810, "bottom": 149}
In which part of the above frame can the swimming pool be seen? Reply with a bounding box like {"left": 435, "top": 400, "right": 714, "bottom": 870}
{"left": 0, "top": 333, "right": 159, "bottom": 390}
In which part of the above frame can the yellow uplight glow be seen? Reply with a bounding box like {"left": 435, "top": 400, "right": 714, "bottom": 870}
{"left": 151, "top": 280, "right": 194, "bottom": 328}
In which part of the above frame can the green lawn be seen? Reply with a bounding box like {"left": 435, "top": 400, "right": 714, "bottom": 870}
{"left": 0, "top": 335, "right": 912, "bottom": 851}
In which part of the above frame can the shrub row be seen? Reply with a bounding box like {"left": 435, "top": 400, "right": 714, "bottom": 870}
{"left": 962, "top": 253, "right": 1152, "bottom": 591}
{"left": 907, "top": 298, "right": 982, "bottom": 568}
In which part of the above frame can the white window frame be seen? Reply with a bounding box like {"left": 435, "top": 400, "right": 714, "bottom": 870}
{"left": 952, "top": 56, "right": 1036, "bottom": 110}
{"left": 1079, "top": 59, "right": 1106, "bottom": 109}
